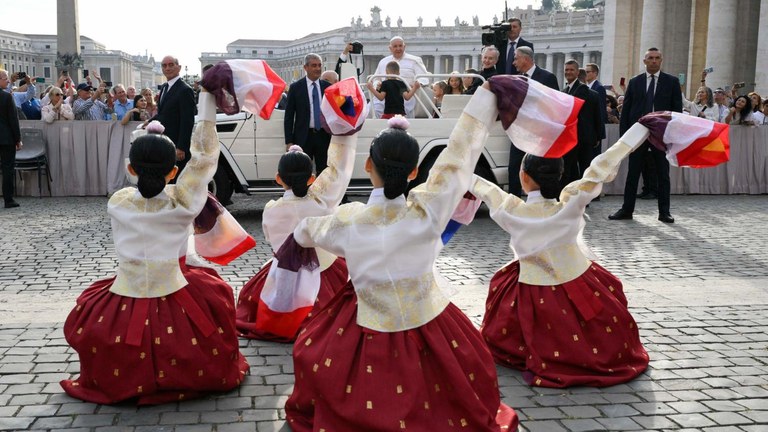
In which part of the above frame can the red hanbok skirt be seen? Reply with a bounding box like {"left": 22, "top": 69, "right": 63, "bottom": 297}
{"left": 60, "top": 259, "right": 249, "bottom": 405}
{"left": 286, "top": 282, "right": 519, "bottom": 432}
{"left": 481, "top": 261, "right": 649, "bottom": 388}
{"left": 236, "top": 257, "right": 348, "bottom": 342}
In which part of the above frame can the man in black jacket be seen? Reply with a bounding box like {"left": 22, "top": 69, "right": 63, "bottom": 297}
{"left": 609, "top": 48, "right": 682, "bottom": 223}
{"left": 152, "top": 56, "right": 196, "bottom": 177}
{"left": 506, "top": 46, "right": 559, "bottom": 196}
{"left": 561, "top": 60, "right": 602, "bottom": 187}
{"left": 0, "top": 69, "right": 22, "bottom": 208}
{"left": 496, "top": 18, "right": 534, "bottom": 75}
{"left": 284, "top": 53, "right": 331, "bottom": 173}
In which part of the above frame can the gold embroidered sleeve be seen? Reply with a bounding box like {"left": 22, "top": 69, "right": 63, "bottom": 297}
{"left": 470, "top": 174, "right": 524, "bottom": 215}
{"left": 561, "top": 123, "right": 650, "bottom": 201}
{"left": 308, "top": 135, "right": 357, "bottom": 208}
{"left": 408, "top": 87, "right": 498, "bottom": 230}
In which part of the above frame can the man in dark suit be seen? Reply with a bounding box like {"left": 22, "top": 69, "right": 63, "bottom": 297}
{"left": 561, "top": 60, "right": 602, "bottom": 187}
{"left": 584, "top": 63, "right": 607, "bottom": 155}
{"left": 505, "top": 46, "right": 559, "bottom": 196}
{"left": 284, "top": 53, "right": 331, "bottom": 174}
{"left": 152, "top": 56, "right": 196, "bottom": 177}
{"left": 0, "top": 69, "right": 22, "bottom": 208}
{"left": 496, "top": 18, "right": 534, "bottom": 76}
{"left": 609, "top": 48, "right": 682, "bottom": 224}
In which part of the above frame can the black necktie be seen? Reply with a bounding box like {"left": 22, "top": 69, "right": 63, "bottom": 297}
{"left": 563, "top": 85, "right": 570, "bottom": 94}
{"left": 159, "top": 83, "right": 168, "bottom": 103}
{"left": 506, "top": 42, "right": 516, "bottom": 74}
{"left": 645, "top": 75, "right": 656, "bottom": 113}
{"left": 311, "top": 82, "right": 321, "bottom": 130}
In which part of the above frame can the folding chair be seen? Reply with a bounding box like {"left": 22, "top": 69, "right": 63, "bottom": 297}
{"left": 15, "top": 128, "right": 52, "bottom": 197}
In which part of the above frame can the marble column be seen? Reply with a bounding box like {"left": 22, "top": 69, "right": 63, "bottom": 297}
{"left": 56, "top": 0, "right": 82, "bottom": 80}
{"left": 583, "top": 51, "right": 592, "bottom": 66}
{"left": 756, "top": 0, "right": 768, "bottom": 95}
{"left": 686, "top": 0, "right": 709, "bottom": 96}
{"left": 555, "top": 54, "right": 565, "bottom": 88}
{"left": 639, "top": 0, "right": 666, "bottom": 54}
{"left": 705, "top": 0, "right": 738, "bottom": 87}
{"left": 601, "top": 0, "right": 640, "bottom": 85}
{"left": 546, "top": 53, "right": 554, "bottom": 72}
{"left": 452, "top": 55, "right": 461, "bottom": 72}
{"left": 434, "top": 55, "right": 443, "bottom": 75}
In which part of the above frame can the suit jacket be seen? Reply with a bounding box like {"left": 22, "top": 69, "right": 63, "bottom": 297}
{"left": 284, "top": 77, "right": 331, "bottom": 147}
{"left": 152, "top": 79, "right": 196, "bottom": 155}
{"left": 588, "top": 79, "right": 607, "bottom": 140}
{"left": 620, "top": 71, "right": 682, "bottom": 134}
{"left": 0, "top": 90, "right": 21, "bottom": 147}
{"left": 566, "top": 81, "right": 602, "bottom": 146}
{"left": 529, "top": 66, "right": 559, "bottom": 90}
{"left": 496, "top": 37, "right": 534, "bottom": 75}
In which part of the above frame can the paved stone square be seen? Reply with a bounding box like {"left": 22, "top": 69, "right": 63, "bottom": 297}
{"left": 1, "top": 194, "right": 767, "bottom": 431}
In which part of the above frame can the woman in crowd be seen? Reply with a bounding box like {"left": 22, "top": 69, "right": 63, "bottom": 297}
{"left": 606, "top": 94, "right": 620, "bottom": 124}
{"left": 447, "top": 72, "right": 465, "bottom": 94}
{"left": 682, "top": 86, "right": 719, "bottom": 122}
{"left": 121, "top": 95, "right": 151, "bottom": 125}
{"left": 140, "top": 88, "right": 158, "bottom": 118}
{"left": 41, "top": 87, "right": 74, "bottom": 123}
{"left": 283, "top": 83, "right": 518, "bottom": 431}
{"left": 725, "top": 95, "right": 754, "bottom": 125}
{"left": 432, "top": 80, "right": 448, "bottom": 115}
{"left": 748, "top": 92, "right": 765, "bottom": 124}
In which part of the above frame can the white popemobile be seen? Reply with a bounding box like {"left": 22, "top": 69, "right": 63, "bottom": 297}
{"left": 205, "top": 73, "right": 512, "bottom": 204}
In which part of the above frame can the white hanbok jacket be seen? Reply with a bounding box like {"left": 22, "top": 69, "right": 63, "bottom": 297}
{"left": 293, "top": 88, "right": 499, "bottom": 332}
{"left": 107, "top": 93, "right": 219, "bottom": 298}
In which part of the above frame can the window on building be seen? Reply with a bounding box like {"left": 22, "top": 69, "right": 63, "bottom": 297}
{"left": 236, "top": 49, "right": 241, "bottom": 54}
{"left": 268, "top": 50, "right": 273, "bottom": 55}
{"left": 80, "top": 45, "right": 85, "bottom": 50}
{"left": 43, "top": 59, "right": 50, "bottom": 63}
{"left": 99, "top": 67, "right": 111, "bottom": 81}
{"left": 252, "top": 50, "right": 257, "bottom": 54}
{"left": 44, "top": 67, "right": 50, "bottom": 78}
{"left": 45, "top": 44, "right": 50, "bottom": 49}
{"left": 32, "top": 67, "right": 35, "bottom": 76}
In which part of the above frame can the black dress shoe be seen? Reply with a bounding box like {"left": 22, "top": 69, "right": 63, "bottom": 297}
{"left": 4, "top": 200, "right": 19, "bottom": 209}
{"left": 639, "top": 191, "right": 658, "bottom": 200}
{"left": 608, "top": 209, "right": 633, "bottom": 220}
{"left": 658, "top": 214, "right": 675, "bottom": 223}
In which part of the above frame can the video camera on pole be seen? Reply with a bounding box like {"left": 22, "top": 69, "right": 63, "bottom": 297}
{"left": 481, "top": 22, "right": 511, "bottom": 47}
{"left": 339, "top": 41, "right": 364, "bottom": 81}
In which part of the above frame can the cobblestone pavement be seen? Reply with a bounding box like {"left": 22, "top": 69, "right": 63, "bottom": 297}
{"left": 1, "top": 194, "right": 767, "bottom": 431}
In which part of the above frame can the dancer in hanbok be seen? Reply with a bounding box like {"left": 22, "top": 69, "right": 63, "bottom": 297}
{"left": 235, "top": 140, "right": 356, "bottom": 342}
{"left": 60, "top": 91, "right": 249, "bottom": 405}
{"left": 283, "top": 82, "right": 518, "bottom": 431}
{"left": 236, "top": 78, "right": 366, "bottom": 342}
{"left": 471, "top": 125, "right": 657, "bottom": 388}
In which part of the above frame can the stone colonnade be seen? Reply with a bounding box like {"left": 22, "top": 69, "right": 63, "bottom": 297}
{"left": 602, "top": 0, "right": 767, "bottom": 95}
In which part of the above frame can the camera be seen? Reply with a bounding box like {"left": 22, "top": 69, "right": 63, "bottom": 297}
{"left": 62, "top": 70, "right": 69, "bottom": 76}
{"left": 734, "top": 82, "right": 745, "bottom": 89}
{"left": 17, "top": 71, "right": 27, "bottom": 80}
{"left": 481, "top": 22, "right": 511, "bottom": 47}
{"left": 83, "top": 69, "right": 89, "bottom": 78}
{"left": 350, "top": 41, "right": 364, "bottom": 54}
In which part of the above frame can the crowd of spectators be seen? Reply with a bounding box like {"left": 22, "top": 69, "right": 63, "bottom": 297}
{"left": 1, "top": 70, "right": 160, "bottom": 126}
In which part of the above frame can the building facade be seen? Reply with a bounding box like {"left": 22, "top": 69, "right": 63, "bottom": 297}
{"left": 200, "top": 5, "right": 607, "bottom": 90}
{"left": 0, "top": 29, "right": 161, "bottom": 93}
{"left": 601, "top": 0, "right": 767, "bottom": 96}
